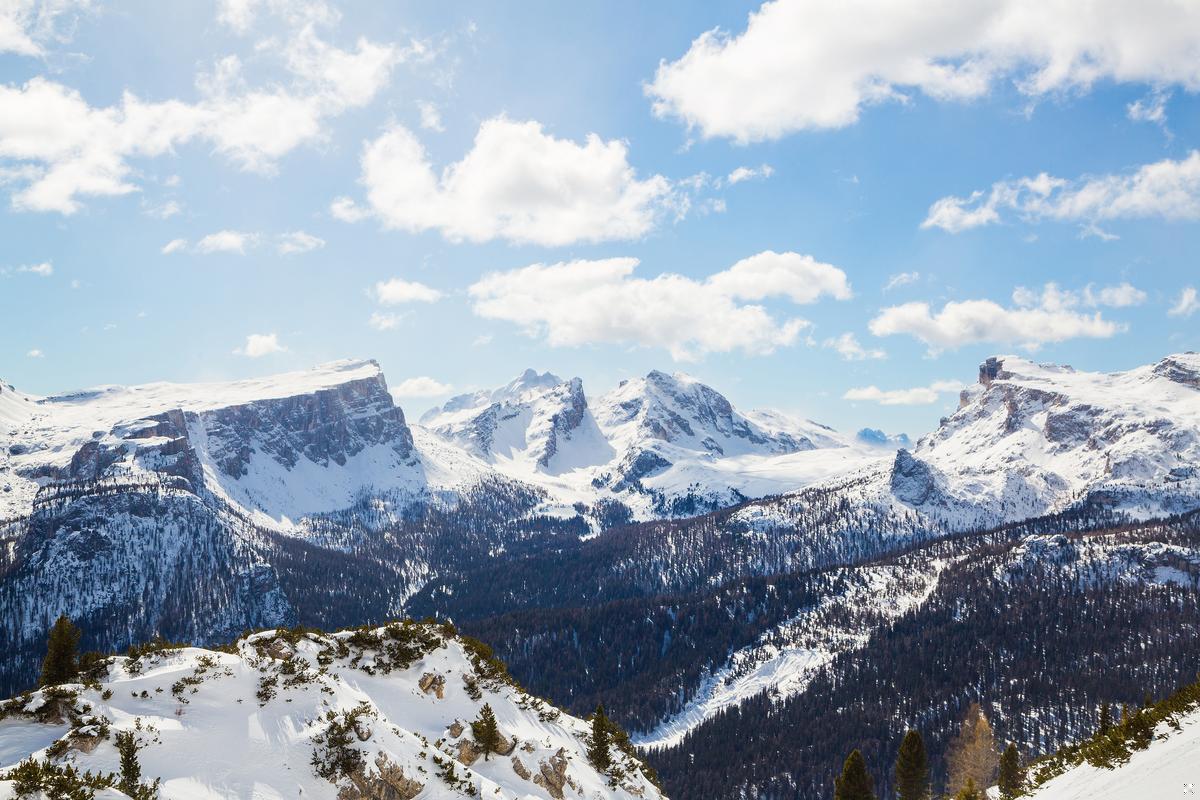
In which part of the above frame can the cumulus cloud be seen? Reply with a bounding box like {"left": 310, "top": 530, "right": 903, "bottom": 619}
{"left": 372, "top": 278, "right": 442, "bottom": 305}
{"left": 277, "top": 230, "right": 325, "bottom": 255}
{"left": 233, "top": 332, "right": 286, "bottom": 357}
{"left": 0, "top": 0, "right": 91, "bottom": 57}
{"left": 884, "top": 271, "right": 920, "bottom": 291}
{"left": 333, "top": 117, "right": 679, "bottom": 246}
{"left": 25, "top": 348, "right": 44, "bottom": 358}
{"left": 196, "top": 230, "right": 256, "bottom": 254}
{"left": 647, "top": 0, "right": 1200, "bottom": 142}
{"left": 0, "top": 15, "right": 412, "bottom": 213}
{"left": 1127, "top": 91, "right": 1170, "bottom": 128}
{"left": 161, "top": 238, "right": 187, "bottom": 255}
{"left": 726, "top": 164, "right": 773, "bottom": 185}
{"left": 823, "top": 332, "right": 885, "bottom": 361}
{"left": 843, "top": 379, "right": 962, "bottom": 406}
{"left": 1170, "top": 287, "right": 1200, "bottom": 318}
{"left": 922, "top": 152, "right": 1200, "bottom": 233}
{"left": 1082, "top": 282, "right": 1146, "bottom": 308}
{"left": 870, "top": 283, "right": 1125, "bottom": 352}
{"left": 468, "top": 252, "right": 851, "bottom": 361}
{"left": 391, "top": 376, "right": 452, "bottom": 397}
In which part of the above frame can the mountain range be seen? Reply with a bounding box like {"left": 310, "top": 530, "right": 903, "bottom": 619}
{"left": 2, "top": 351, "right": 1198, "bottom": 798}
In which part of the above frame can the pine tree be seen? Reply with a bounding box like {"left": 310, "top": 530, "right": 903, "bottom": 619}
{"left": 39, "top": 615, "right": 81, "bottom": 687}
{"left": 471, "top": 703, "right": 501, "bottom": 761}
{"left": 954, "top": 778, "right": 981, "bottom": 800}
{"left": 894, "top": 730, "right": 929, "bottom": 800}
{"left": 588, "top": 704, "right": 612, "bottom": 771}
{"left": 945, "top": 703, "right": 999, "bottom": 797}
{"left": 997, "top": 742, "right": 1023, "bottom": 799}
{"left": 1098, "top": 701, "right": 1112, "bottom": 735}
{"left": 116, "top": 731, "right": 142, "bottom": 793}
{"left": 833, "top": 749, "right": 876, "bottom": 800}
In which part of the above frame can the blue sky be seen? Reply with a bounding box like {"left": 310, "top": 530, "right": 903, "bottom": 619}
{"left": 2, "top": 1, "right": 1198, "bottom": 437}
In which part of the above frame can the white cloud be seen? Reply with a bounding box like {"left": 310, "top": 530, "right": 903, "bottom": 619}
{"left": 0, "top": 0, "right": 91, "bottom": 57}
{"left": 1170, "top": 287, "right": 1200, "bottom": 318}
{"left": 368, "top": 311, "right": 400, "bottom": 331}
{"left": 468, "top": 252, "right": 850, "bottom": 361}
{"left": 277, "top": 230, "right": 325, "bottom": 255}
{"left": 216, "top": 0, "right": 339, "bottom": 35}
{"left": 329, "top": 196, "right": 370, "bottom": 222}
{"left": 726, "top": 164, "right": 773, "bottom": 185}
{"left": 161, "top": 238, "right": 188, "bottom": 255}
{"left": 1082, "top": 282, "right": 1146, "bottom": 308}
{"left": 372, "top": 278, "right": 442, "bottom": 305}
{"left": 25, "top": 348, "right": 44, "bottom": 358}
{"left": 1127, "top": 91, "right": 1169, "bottom": 126}
{"left": 233, "top": 332, "right": 286, "bottom": 357}
{"left": 922, "top": 152, "right": 1200, "bottom": 233}
{"left": 144, "top": 199, "right": 181, "bottom": 219}
{"left": 0, "top": 17, "right": 411, "bottom": 213}
{"left": 823, "top": 332, "right": 885, "bottom": 361}
{"left": 16, "top": 261, "right": 52, "bottom": 276}
{"left": 884, "top": 271, "right": 920, "bottom": 291}
{"left": 870, "top": 283, "right": 1124, "bottom": 352}
{"left": 391, "top": 376, "right": 452, "bottom": 397}
{"left": 337, "top": 117, "right": 678, "bottom": 246}
{"left": 417, "top": 101, "right": 444, "bottom": 132}
{"left": 196, "top": 230, "right": 255, "bottom": 254}
{"left": 843, "top": 379, "right": 961, "bottom": 406}
{"left": 647, "top": 0, "right": 1200, "bottom": 142}
{"left": 706, "top": 250, "right": 853, "bottom": 304}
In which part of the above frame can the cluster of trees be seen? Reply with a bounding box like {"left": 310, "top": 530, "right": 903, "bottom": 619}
{"left": 833, "top": 707, "right": 1023, "bottom": 800}
{"left": 649, "top": 512, "right": 1200, "bottom": 798}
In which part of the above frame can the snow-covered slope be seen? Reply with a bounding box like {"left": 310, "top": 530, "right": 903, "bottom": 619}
{"left": 1023, "top": 707, "right": 1200, "bottom": 800}
{"left": 422, "top": 368, "right": 889, "bottom": 517}
{"left": 0, "top": 360, "right": 499, "bottom": 530}
{"left": 0, "top": 623, "right": 665, "bottom": 800}
{"left": 761, "top": 353, "right": 1200, "bottom": 536}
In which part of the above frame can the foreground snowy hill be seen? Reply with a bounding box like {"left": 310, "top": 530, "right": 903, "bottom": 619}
{"left": 1021, "top": 678, "right": 1200, "bottom": 800}
{"left": 1023, "top": 708, "right": 1200, "bottom": 800}
{"left": 0, "top": 623, "right": 664, "bottom": 800}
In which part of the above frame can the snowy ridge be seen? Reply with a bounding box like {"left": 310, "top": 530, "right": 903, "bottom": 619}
{"left": 0, "top": 624, "right": 665, "bottom": 800}
{"left": 1024, "top": 707, "right": 1200, "bottom": 800}
{"left": 636, "top": 557, "right": 950, "bottom": 749}
{"left": 749, "top": 353, "right": 1200, "bottom": 542}
{"left": 422, "top": 367, "right": 891, "bottom": 518}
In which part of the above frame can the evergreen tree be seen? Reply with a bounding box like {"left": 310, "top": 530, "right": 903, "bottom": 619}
{"left": 39, "top": 615, "right": 81, "bottom": 687}
{"left": 116, "top": 731, "right": 142, "bottom": 793}
{"left": 997, "top": 742, "right": 1023, "bottom": 799}
{"left": 894, "top": 730, "right": 929, "bottom": 800}
{"left": 588, "top": 704, "right": 613, "bottom": 771}
{"left": 471, "top": 703, "right": 501, "bottom": 761}
{"left": 946, "top": 703, "right": 999, "bottom": 797}
{"left": 833, "top": 749, "right": 875, "bottom": 800}
{"left": 1098, "top": 701, "right": 1112, "bottom": 735}
{"left": 954, "top": 778, "right": 981, "bottom": 800}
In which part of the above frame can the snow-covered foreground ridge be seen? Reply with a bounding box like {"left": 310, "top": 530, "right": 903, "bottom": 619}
{"left": 0, "top": 623, "right": 665, "bottom": 800}
{"left": 1021, "top": 676, "right": 1200, "bottom": 800}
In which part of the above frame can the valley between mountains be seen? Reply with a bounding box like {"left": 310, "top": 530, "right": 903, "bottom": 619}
{"left": 2, "top": 352, "right": 1198, "bottom": 798}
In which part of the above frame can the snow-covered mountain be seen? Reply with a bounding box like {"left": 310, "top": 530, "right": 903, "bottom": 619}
{"left": 0, "top": 623, "right": 665, "bottom": 800}
{"left": 736, "top": 352, "right": 1200, "bottom": 541}
{"left": 422, "top": 368, "right": 887, "bottom": 516}
{"left": 0, "top": 359, "right": 496, "bottom": 530}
